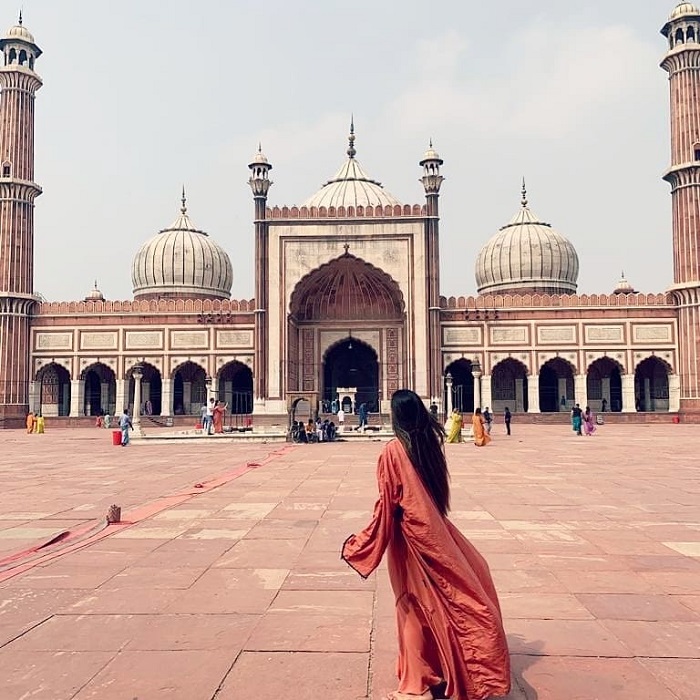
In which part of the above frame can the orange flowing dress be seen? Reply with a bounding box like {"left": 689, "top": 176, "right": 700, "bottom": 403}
{"left": 472, "top": 414, "right": 492, "bottom": 447}
{"left": 213, "top": 404, "right": 226, "bottom": 434}
{"left": 342, "top": 440, "right": 510, "bottom": 700}
{"left": 26, "top": 413, "right": 35, "bottom": 434}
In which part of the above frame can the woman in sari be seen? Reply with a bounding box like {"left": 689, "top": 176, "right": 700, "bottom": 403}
{"left": 342, "top": 390, "right": 510, "bottom": 700}
{"left": 472, "top": 408, "right": 491, "bottom": 447}
{"left": 445, "top": 409, "right": 463, "bottom": 443}
{"left": 26, "top": 411, "right": 35, "bottom": 434}
{"left": 583, "top": 406, "right": 597, "bottom": 436}
{"left": 212, "top": 400, "right": 227, "bottom": 434}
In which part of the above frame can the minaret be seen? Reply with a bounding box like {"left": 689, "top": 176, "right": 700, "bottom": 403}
{"left": 420, "top": 142, "right": 444, "bottom": 407}
{"left": 661, "top": 3, "right": 700, "bottom": 416}
{"left": 248, "top": 146, "right": 272, "bottom": 403}
{"left": 0, "top": 15, "right": 42, "bottom": 428}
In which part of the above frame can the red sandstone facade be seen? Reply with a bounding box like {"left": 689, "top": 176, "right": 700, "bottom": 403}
{"left": 0, "top": 6, "right": 698, "bottom": 427}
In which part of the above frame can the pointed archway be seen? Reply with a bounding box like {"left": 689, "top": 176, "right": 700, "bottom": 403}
{"left": 218, "top": 361, "right": 253, "bottom": 415}
{"left": 586, "top": 357, "right": 623, "bottom": 412}
{"left": 444, "top": 359, "right": 474, "bottom": 414}
{"left": 635, "top": 357, "right": 671, "bottom": 412}
{"left": 323, "top": 337, "right": 379, "bottom": 412}
{"left": 491, "top": 359, "right": 529, "bottom": 413}
{"left": 81, "top": 363, "right": 116, "bottom": 416}
{"left": 539, "top": 358, "right": 575, "bottom": 413}
{"left": 36, "top": 363, "right": 71, "bottom": 417}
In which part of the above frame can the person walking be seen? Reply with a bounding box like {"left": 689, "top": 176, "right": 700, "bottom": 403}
{"left": 472, "top": 408, "right": 492, "bottom": 447}
{"left": 445, "top": 409, "right": 463, "bottom": 443}
{"left": 119, "top": 409, "right": 133, "bottom": 446}
{"left": 583, "top": 406, "right": 597, "bottom": 436}
{"left": 337, "top": 407, "right": 345, "bottom": 432}
{"left": 571, "top": 403, "right": 583, "bottom": 436}
{"left": 204, "top": 398, "right": 215, "bottom": 435}
{"left": 357, "top": 402, "right": 368, "bottom": 432}
{"left": 504, "top": 407, "right": 512, "bottom": 436}
{"left": 213, "top": 400, "right": 227, "bottom": 434}
{"left": 342, "top": 390, "right": 511, "bottom": 700}
{"left": 25, "top": 411, "right": 35, "bottom": 434}
{"left": 483, "top": 407, "right": 493, "bottom": 435}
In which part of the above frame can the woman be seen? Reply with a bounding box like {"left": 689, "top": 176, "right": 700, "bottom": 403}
{"left": 583, "top": 406, "right": 597, "bottom": 436}
{"left": 342, "top": 390, "right": 510, "bottom": 700}
{"left": 445, "top": 409, "right": 463, "bottom": 443}
{"left": 25, "top": 411, "right": 35, "bottom": 434}
{"left": 212, "top": 400, "right": 227, "bottom": 434}
{"left": 472, "top": 408, "right": 492, "bottom": 447}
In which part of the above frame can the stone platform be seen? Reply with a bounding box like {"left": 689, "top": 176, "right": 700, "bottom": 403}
{"left": 0, "top": 425, "right": 698, "bottom": 699}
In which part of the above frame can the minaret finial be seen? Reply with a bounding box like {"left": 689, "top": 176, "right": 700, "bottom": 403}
{"left": 521, "top": 178, "right": 528, "bottom": 207}
{"left": 258, "top": 142, "right": 262, "bottom": 153}
{"left": 429, "top": 138, "right": 433, "bottom": 149}
{"left": 18, "top": 9, "right": 22, "bottom": 25}
{"left": 181, "top": 185, "right": 187, "bottom": 214}
{"left": 347, "top": 115, "right": 356, "bottom": 159}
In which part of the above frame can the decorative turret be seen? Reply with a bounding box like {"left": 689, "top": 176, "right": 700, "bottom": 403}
{"left": 613, "top": 271, "right": 636, "bottom": 295}
{"left": 85, "top": 281, "right": 105, "bottom": 302}
{"left": 248, "top": 144, "right": 272, "bottom": 201}
{"left": 420, "top": 140, "right": 444, "bottom": 197}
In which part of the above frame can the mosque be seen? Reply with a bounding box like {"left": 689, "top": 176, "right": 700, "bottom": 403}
{"left": 1, "top": 3, "right": 700, "bottom": 429}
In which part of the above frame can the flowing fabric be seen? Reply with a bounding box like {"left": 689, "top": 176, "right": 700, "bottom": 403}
{"left": 446, "top": 411, "right": 463, "bottom": 443}
{"left": 25, "top": 413, "right": 34, "bottom": 434}
{"left": 213, "top": 405, "right": 226, "bottom": 434}
{"left": 571, "top": 415, "right": 582, "bottom": 433}
{"left": 472, "top": 415, "right": 492, "bottom": 447}
{"left": 342, "top": 440, "right": 511, "bottom": 700}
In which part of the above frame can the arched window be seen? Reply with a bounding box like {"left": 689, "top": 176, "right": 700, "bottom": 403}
{"left": 676, "top": 28, "right": 685, "bottom": 44}
{"left": 18, "top": 49, "right": 27, "bottom": 65}
{"left": 688, "top": 26, "right": 696, "bottom": 43}
{"left": 2, "top": 162, "right": 10, "bottom": 178}
{"left": 8, "top": 48, "right": 16, "bottom": 64}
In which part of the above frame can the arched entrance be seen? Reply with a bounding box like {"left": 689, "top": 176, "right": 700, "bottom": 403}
{"left": 287, "top": 253, "right": 405, "bottom": 403}
{"left": 587, "top": 358, "right": 623, "bottom": 412}
{"left": 539, "top": 358, "right": 575, "bottom": 413}
{"left": 82, "top": 363, "right": 116, "bottom": 416}
{"left": 444, "top": 359, "right": 474, "bottom": 414}
{"left": 218, "top": 361, "right": 253, "bottom": 415}
{"left": 491, "top": 359, "right": 528, "bottom": 413}
{"left": 37, "top": 364, "right": 71, "bottom": 417}
{"left": 323, "top": 338, "right": 379, "bottom": 412}
{"left": 127, "top": 363, "right": 162, "bottom": 416}
{"left": 172, "top": 362, "right": 206, "bottom": 415}
{"left": 635, "top": 357, "right": 670, "bottom": 412}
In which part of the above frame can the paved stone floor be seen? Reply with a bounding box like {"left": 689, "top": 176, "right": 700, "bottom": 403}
{"left": 0, "top": 424, "right": 698, "bottom": 699}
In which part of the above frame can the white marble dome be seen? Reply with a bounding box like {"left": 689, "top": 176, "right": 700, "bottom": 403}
{"left": 302, "top": 125, "right": 400, "bottom": 209}
{"left": 670, "top": 2, "right": 700, "bottom": 20}
{"left": 4, "top": 23, "right": 35, "bottom": 43}
{"left": 132, "top": 195, "right": 233, "bottom": 300}
{"left": 475, "top": 188, "right": 579, "bottom": 295}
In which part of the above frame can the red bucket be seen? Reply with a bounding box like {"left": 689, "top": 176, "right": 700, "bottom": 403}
{"left": 672, "top": 415, "right": 680, "bottom": 424}
{"left": 112, "top": 430, "right": 122, "bottom": 446}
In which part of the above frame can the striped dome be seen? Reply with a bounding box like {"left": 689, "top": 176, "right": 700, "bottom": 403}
{"left": 475, "top": 187, "right": 579, "bottom": 295}
{"left": 132, "top": 195, "right": 232, "bottom": 300}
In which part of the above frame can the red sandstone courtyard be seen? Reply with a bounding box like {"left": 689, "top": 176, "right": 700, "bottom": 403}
{"left": 0, "top": 424, "right": 698, "bottom": 699}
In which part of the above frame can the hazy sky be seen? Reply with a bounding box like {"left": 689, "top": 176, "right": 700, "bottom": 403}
{"left": 10, "top": 1, "right": 683, "bottom": 301}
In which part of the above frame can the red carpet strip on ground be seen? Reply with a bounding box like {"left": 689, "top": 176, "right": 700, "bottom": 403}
{"left": 0, "top": 444, "right": 295, "bottom": 583}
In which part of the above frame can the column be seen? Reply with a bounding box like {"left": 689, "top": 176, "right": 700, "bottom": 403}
{"left": 644, "top": 378, "right": 652, "bottom": 412}
{"left": 557, "top": 377, "right": 568, "bottom": 410}
{"left": 183, "top": 381, "right": 192, "bottom": 414}
{"left": 481, "top": 375, "right": 492, "bottom": 409}
{"left": 515, "top": 377, "right": 525, "bottom": 413}
{"left": 527, "top": 375, "right": 540, "bottom": 413}
{"left": 115, "top": 379, "right": 127, "bottom": 414}
{"left": 69, "top": 379, "right": 85, "bottom": 417}
{"left": 445, "top": 375, "right": 453, "bottom": 415}
{"left": 574, "top": 374, "right": 587, "bottom": 409}
{"left": 472, "top": 371, "right": 482, "bottom": 411}
{"left": 100, "top": 382, "right": 109, "bottom": 413}
{"left": 161, "top": 378, "right": 174, "bottom": 417}
{"left": 669, "top": 374, "right": 681, "bottom": 412}
{"left": 132, "top": 366, "right": 143, "bottom": 437}
{"left": 621, "top": 374, "right": 635, "bottom": 413}
{"left": 602, "top": 377, "right": 611, "bottom": 409}
{"left": 28, "top": 381, "right": 39, "bottom": 413}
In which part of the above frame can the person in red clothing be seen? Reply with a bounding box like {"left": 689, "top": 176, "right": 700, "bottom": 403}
{"left": 342, "top": 389, "right": 510, "bottom": 700}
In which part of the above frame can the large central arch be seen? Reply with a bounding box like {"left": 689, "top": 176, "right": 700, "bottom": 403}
{"left": 286, "top": 253, "right": 406, "bottom": 403}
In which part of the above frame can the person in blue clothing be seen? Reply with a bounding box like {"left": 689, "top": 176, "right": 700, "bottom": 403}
{"left": 356, "top": 402, "right": 369, "bottom": 432}
{"left": 119, "top": 409, "right": 133, "bottom": 446}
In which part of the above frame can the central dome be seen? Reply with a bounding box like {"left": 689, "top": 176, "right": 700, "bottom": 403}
{"left": 302, "top": 123, "right": 400, "bottom": 209}
{"left": 475, "top": 185, "right": 579, "bottom": 295}
{"left": 132, "top": 192, "right": 233, "bottom": 300}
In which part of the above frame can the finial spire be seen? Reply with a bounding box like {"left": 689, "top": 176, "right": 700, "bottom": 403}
{"left": 347, "top": 115, "right": 356, "bottom": 159}
{"left": 429, "top": 138, "right": 433, "bottom": 149}
{"left": 258, "top": 142, "right": 262, "bottom": 153}
{"left": 180, "top": 185, "right": 187, "bottom": 214}
{"left": 521, "top": 178, "right": 528, "bottom": 207}
{"left": 18, "top": 9, "right": 22, "bottom": 25}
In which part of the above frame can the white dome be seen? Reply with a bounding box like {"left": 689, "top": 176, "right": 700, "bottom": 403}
{"left": 614, "top": 272, "right": 636, "bottom": 294}
{"left": 132, "top": 197, "right": 233, "bottom": 300}
{"left": 5, "top": 23, "right": 35, "bottom": 43}
{"left": 85, "top": 281, "right": 104, "bottom": 302}
{"left": 302, "top": 124, "right": 400, "bottom": 209}
{"left": 475, "top": 189, "right": 579, "bottom": 295}
{"left": 670, "top": 2, "right": 700, "bottom": 20}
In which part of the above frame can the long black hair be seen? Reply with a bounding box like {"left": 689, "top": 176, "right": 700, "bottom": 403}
{"left": 390, "top": 389, "right": 450, "bottom": 516}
